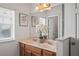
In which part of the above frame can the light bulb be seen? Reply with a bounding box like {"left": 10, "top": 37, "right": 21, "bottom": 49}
{"left": 35, "top": 6, "right": 39, "bottom": 10}
{"left": 43, "top": 4, "right": 47, "bottom": 7}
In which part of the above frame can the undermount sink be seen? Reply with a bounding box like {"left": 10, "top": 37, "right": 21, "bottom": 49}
{"left": 32, "top": 38, "right": 38, "bottom": 41}
{"left": 32, "top": 38, "right": 47, "bottom": 43}
{"left": 32, "top": 38, "right": 54, "bottom": 45}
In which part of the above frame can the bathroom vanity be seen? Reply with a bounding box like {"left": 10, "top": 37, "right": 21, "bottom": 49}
{"left": 19, "top": 38, "right": 56, "bottom": 56}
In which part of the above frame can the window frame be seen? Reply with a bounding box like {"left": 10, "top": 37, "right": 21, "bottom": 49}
{"left": 0, "top": 7, "right": 15, "bottom": 42}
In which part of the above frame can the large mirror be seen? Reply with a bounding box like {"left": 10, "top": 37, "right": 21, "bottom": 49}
{"left": 30, "top": 4, "right": 63, "bottom": 40}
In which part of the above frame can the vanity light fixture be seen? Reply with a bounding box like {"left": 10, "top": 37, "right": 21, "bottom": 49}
{"left": 35, "top": 3, "right": 51, "bottom": 12}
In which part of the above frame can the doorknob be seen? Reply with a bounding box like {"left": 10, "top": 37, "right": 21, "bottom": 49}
{"left": 71, "top": 42, "right": 76, "bottom": 46}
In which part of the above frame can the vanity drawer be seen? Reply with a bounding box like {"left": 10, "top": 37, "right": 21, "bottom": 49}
{"left": 25, "top": 49, "right": 31, "bottom": 56}
{"left": 31, "top": 46, "right": 42, "bottom": 55}
{"left": 31, "top": 52, "right": 41, "bottom": 56}
{"left": 25, "top": 49, "right": 31, "bottom": 53}
{"left": 25, "top": 44, "right": 32, "bottom": 50}
{"left": 25, "top": 51, "right": 31, "bottom": 56}
{"left": 43, "top": 49, "right": 56, "bottom": 56}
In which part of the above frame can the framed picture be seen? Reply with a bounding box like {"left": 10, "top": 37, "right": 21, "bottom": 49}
{"left": 31, "top": 16, "right": 38, "bottom": 27}
{"left": 19, "top": 13, "right": 28, "bottom": 27}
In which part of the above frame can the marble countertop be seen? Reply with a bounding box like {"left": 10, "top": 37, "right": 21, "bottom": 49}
{"left": 18, "top": 38, "right": 57, "bottom": 52}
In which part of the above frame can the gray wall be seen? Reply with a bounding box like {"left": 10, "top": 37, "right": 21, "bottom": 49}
{"left": 0, "top": 3, "right": 31, "bottom": 56}
{"left": 0, "top": 41, "right": 19, "bottom": 56}
{"left": 64, "top": 3, "right": 75, "bottom": 38}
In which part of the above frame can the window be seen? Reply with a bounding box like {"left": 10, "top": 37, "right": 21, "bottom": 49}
{"left": 0, "top": 7, "right": 15, "bottom": 42}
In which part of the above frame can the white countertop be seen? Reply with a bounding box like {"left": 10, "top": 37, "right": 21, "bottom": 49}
{"left": 19, "top": 38, "right": 57, "bottom": 52}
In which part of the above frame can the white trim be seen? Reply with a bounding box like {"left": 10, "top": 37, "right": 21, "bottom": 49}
{"left": 48, "top": 15, "right": 59, "bottom": 40}
{"left": 0, "top": 37, "right": 15, "bottom": 42}
{"left": 48, "top": 15, "right": 60, "bottom": 38}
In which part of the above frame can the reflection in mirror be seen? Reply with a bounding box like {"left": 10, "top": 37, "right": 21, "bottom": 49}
{"left": 48, "top": 16, "right": 58, "bottom": 40}
{"left": 36, "top": 17, "right": 48, "bottom": 40}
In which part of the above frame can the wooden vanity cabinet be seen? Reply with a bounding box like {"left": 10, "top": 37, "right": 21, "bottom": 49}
{"left": 19, "top": 42, "right": 56, "bottom": 56}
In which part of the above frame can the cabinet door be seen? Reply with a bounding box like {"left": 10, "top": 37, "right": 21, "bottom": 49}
{"left": 25, "top": 52, "right": 31, "bottom": 56}
{"left": 19, "top": 42, "right": 25, "bottom": 56}
{"left": 43, "top": 49, "right": 56, "bottom": 56}
{"left": 25, "top": 49, "right": 31, "bottom": 56}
